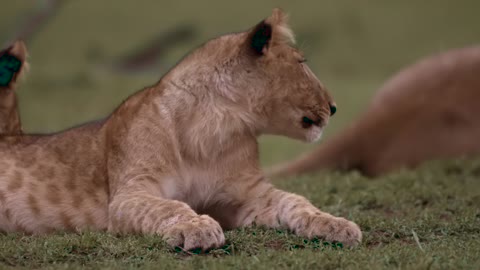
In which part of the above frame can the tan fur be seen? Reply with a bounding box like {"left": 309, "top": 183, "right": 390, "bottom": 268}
{"left": 0, "top": 9, "right": 361, "bottom": 249}
{"left": 267, "top": 45, "right": 480, "bottom": 177}
{"left": 0, "top": 40, "right": 28, "bottom": 135}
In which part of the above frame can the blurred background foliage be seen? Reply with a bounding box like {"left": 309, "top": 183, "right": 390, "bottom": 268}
{"left": 1, "top": 0, "right": 479, "bottom": 164}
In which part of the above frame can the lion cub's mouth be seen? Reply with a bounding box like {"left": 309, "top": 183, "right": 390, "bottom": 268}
{"left": 301, "top": 116, "right": 322, "bottom": 129}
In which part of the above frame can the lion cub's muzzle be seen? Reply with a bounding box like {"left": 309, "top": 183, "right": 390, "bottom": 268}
{"left": 301, "top": 102, "right": 336, "bottom": 129}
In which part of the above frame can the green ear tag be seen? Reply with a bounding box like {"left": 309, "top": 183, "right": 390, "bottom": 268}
{"left": 0, "top": 54, "right": 22, "bottom": 87}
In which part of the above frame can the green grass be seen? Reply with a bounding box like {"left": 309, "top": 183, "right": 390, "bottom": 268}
{"left": 1, "top": 1, "right": 480, "bottom": 269}
{"left": 1, "top": 159, "right": 479, "bottom": 269}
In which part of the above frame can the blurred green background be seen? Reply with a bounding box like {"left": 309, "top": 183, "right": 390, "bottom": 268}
{"left": 1, "top": 0, "right": 479, "bottom": 165}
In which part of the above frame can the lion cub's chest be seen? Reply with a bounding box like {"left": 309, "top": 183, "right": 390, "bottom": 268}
{"left": 162, "top": 164, "right": 231, "bottom": 211}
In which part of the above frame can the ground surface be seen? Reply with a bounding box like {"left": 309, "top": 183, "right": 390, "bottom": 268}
{"left": 1, "top": 159, "right": 479, "bottom": 269}
{"left": 1, "top": 1, "right": 479, "bottom": 269}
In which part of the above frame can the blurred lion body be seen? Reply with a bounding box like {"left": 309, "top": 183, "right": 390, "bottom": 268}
{"left": 267, "top": 46, "right": 480, "bottom": 177}
{"left": 0, "top": 9, "right": 361, "bottom": 250}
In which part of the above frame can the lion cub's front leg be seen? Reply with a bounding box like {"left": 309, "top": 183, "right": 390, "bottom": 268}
{"left": 235, "top": 180, "right": 362, "bottom": 247}
{"left": 108, "top": 178, "right": 225, "bottom": 250}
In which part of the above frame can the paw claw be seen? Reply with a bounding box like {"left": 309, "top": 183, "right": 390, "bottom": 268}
{"left": 163, "top": 215, "right": 225, "bottom": 251}
{"left": 296, "top": 215, "right": 362, "bottom": 248}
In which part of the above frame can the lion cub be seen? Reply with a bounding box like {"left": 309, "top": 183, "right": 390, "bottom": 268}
{"left": 0, "top": 41, "right": 28, "bottom": 135}
{"left": 0, "top": 9, "right": 361, "bottom": 249}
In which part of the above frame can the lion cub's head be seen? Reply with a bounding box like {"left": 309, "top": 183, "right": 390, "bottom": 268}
{"left": 239, "top": 8, "right": 336, "bottom": 142}
{"left": 169, "top": 8, "right": 335, "bottom": 143}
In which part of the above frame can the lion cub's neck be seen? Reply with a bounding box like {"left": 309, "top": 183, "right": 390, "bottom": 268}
{"left": 162, "top": 82, "right": 258, "bottom": 163}
{"left": 108, "top": 77, "right": 259, "bottom": 166}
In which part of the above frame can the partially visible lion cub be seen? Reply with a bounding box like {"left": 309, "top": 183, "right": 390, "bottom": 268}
{"left": 0, "top": 9, "right": 361, "bottom": 249}
{"left": 0, "top": 40, "right": 28, "bottom": 135}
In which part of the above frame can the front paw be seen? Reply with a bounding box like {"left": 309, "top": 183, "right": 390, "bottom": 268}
{"left": 296, "top": 214, "right": 362, "bottom": 247}
{"left": 162, "top": 215, "right": 225, "bottom": 251}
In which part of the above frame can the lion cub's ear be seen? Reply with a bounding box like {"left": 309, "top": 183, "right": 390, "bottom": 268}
{"left": 247, "top": 8, "right": 295, "bottom": 56}
{"left": 0, "top": 40, "right": 29, "bottom": 91}
{"left": 249, "top": 21, "right": 272, "bottom": 55}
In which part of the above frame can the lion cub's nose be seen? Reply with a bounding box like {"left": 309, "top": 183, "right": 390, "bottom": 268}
{"left": 329, "top": 103, "right": 337, "bottom": 116}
